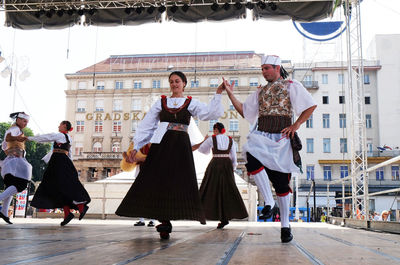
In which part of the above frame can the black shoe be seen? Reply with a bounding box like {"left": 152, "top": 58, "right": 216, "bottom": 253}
{"left": 0, "top": 212, "right": 12, "bottom": 224}
{"left": 79, "top": 205, "right": 89, "bottom": 220}
{"left": 134, "top": 221, "right": 145, "bottom": 226}
{"left": 281, "top": 227, "right": 293, "bottom": 243}
{"left": 260, "top": 205, "right": 278, "bottom": 220}
{"left": 147, "top": 221, "right": 155, "bottom": 227}
{"left": 217, "top": 220, "right": 229, "bottom": 229}
{"left": 60, "top": 213, "right": 74, "bottom": 226}
{"left": 156, "top": 222, "right": 172, "bottom": 233}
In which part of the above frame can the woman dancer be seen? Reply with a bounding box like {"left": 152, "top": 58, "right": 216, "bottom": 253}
{"left": 193, "top": 122, "right": 248, "bottom": 229}
{"left": 28, "top": 121, "right": 90, "bottom": 226}
{"left": 116, "top": 71, "right": 224, "bottom": 239}
{"left": 0, "top": 112, "right": 32, "bottom": 224}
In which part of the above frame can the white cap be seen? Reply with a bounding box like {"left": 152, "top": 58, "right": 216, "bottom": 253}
{"left": 17, "top": 113, "right": 30, "bottom": 121}
{"left": 261, "top": 55, "right": 281, "bottom": 66}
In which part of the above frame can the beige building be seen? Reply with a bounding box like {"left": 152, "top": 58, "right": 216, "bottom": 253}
{"left": 65, "top": 51, "right": 289, "bottom": 182}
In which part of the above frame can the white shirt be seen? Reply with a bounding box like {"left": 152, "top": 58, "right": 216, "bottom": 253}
{"left": 1, "top": 126, "right": 23, "bottom": 151}
{"left": 133, "top": 94, "right": 224, "bottom": 150}
{"left": 28, "top": 133, "right": 73, "bottom": 162}
{"left": 198, "top": 134, "right": 238, "bottom": 169}
{"left": 242, "top": 79, "right": 317, "bottom": 125}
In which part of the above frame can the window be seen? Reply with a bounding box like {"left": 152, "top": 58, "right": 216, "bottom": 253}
{"left": 364, "top": 74, "right": 370, "bottom": 84}
{"left": 133, "top": 80, "right": 142, "bottom": 89}
{"left": 365, "top": 114, "right": 372, "bottom": 128}
{"left": 194, "top": 119, "right": 199, "bottom": 126}
{"left": 74, "top": 143, "right": 83, "bottom": 156}
{"left": 340, "top": 166, "right": 349, "bottom": 178}
{"left": 94, "top": 120, "right": 103, "bottom": 133}
{"left": 131, "top": 120, "right": 138, "bottom": 132}
{"left": 229, "top": 104, "right": 235, "bottom": 111}
{"left": 322, "top": 74, "right": 328, "bottom": 84}
{"left": 96, "top": 81, "right": 105, "bottom": 90}
{"left": 152, "top": 80, "right": 161, "bottom": 88}
{"left": 392, "top": 166, "right": 400, "bottom": 181}
{"left": 95, "top": 99, "right": 104, "bottom": 112}
{"left": 115, "top": 81, "right": 124, "bottom": 89}
{"left": 322, "top": 96, "right": 329, "bottom": 104}
{"left": 340, "top": 138, "right": 348, "bottom": 153}
{"left": 249, "top": 77, "right": 258, "bottom": 87}
{"left": 323, "top": 114, "right": 330, "bottom": 128}
{"left": 112, "top": 121, "right": 122, "bottom": 133}
{"left": 76, "top": 121, "right": 84, "bottom": 133}
{"left": 365, "top": 96, "right": 371, "bottom": 104}
{"left": 306, "top": 165, "right": 314, "bottom": 180}
{"left": 113, "top": 99, "right": 123, "bottom": 111}
{"left": 376, "top": 167, "right": 384, "bottom": 181}
{"left": 339, "top": 114, "right": 346, "bottom": 128}
{"left": 338, "top": 74, "right": 344, "bottom": 84}
{"left": 306, "top": 114, "right": 313, "bottom": 128}
{"left": 78, "top": 81, "right": 87, "bottom": 90}
{"left": 339, "top": 95, "right": 345, "bottom": 104}
{"left": 306, "top": 138, "right": 314, "bottom": 153}
{"left": 131, "top": 99, "right": 141, "bottom": 111}
{"left": 209, "top": 119, "right": 218, "bottom": 132}
{"left": 77, "top": 100, "right": 86, "bottom": 112}
{"left": 367, "top": 141, "right": 373, "bottom": 155}
{"left": 111, "top": 142, "right": 120, "bottom": 152}
{"left": 304, "top": 75, "right": 312, "bottom": 87}
{"left": 323, "top": 166, "right": 332, "bottom": 181}
{"left": 229, "top": 78, "right": 239, "bottom": 87}
{"left": 93, "top": 142, "right": 102, "bottom": 152}
{"left": 229, "top": 119, "right": 239, "bottom": 132}
{"left": 323, "top": 138, "right": 331, "bottom": 153}
{"left": 190, "top": 79, "right": 199, "bottom": 88}
{"left": 210, "top": 78, "right": 219, "bottom": 88}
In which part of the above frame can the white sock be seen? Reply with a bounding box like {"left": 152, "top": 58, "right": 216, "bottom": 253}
{"left": 139, "top": 218, "right": 144, "bottom": 222}
{"left": 253, "top": 170, "right": 275, "bottom": 207}
{"left": 0, "top": 185, "right": 18, "bottom": 202}
{"left": 1, "top": 196, "right": 13, "bottom": 216}
{"left": 277, "top": 194, "right": 290, "bottom": 228}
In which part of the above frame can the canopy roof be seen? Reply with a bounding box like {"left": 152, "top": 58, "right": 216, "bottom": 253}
{"left": 2, "top": 0, "right": 334, "bottom": 30}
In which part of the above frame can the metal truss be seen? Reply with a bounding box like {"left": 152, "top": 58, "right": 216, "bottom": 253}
{"left": 345, "top": 0, "right": 369, "bottom": 220}
{"left": 1, "top": 0, "right": 332, "bottom": 12}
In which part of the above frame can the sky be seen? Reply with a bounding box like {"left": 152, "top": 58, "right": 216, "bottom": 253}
{"left": 0, "top": 0, "right": 400, "bottom": 134}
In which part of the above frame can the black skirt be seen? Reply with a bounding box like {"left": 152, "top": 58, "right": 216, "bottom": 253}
{"left": 31, "top": 153, "right": 91, "bottom": 210}
{"left": 116, "top": 130, "right": 206, "bottom": 224}
{"left": 199, "top": 157, "right": 248, "bottom": 221}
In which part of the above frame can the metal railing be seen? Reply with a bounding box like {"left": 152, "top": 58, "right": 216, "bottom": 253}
{"left": 326, "top": 155, "right": 400, "bottom": 220}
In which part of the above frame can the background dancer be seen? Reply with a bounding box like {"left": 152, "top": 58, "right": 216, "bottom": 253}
{"left": 224, "top": 55, "right": 316, "bottom": 243}
{"left": 0, "top": 112, "right": 32, "bottom": 224}
{"left": 28, "top": 121, "right": 90, "bottom": 226}
{"left": 193, "top": 122, "right": 248, "bottom": 229}
{"left": 116, "top": 71, "right": 224, "bottom": 239}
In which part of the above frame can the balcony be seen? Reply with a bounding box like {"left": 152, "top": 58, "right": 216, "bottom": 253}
{"left": 81, "top": 152, "right": 122, "bottom": 160}
{"left": 367, "top": 150, "right": 400, "bottom": 157}
{"left": 301, "top": 81, "right": 319, "bottom": 89}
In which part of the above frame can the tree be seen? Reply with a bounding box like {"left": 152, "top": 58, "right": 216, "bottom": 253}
{"left": 0, "top": 122, "right": 51, "bottom": 189}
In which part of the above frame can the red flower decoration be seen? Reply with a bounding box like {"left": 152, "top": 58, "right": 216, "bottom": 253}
{"left": 187, "top": 96, "right": 192, "bottom": 99}
{"left": 221, "top": 128, "right": 226, "bottom": 134}
{"left": 161, "top": 95, "right": 167, "bottom": 99}
{"left": 69, "top": 127, "right": 74, "bottom": 132}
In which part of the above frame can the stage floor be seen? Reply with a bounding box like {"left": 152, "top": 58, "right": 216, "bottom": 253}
{"left": 1, "top": 218, "right": 399, "bottom": 265}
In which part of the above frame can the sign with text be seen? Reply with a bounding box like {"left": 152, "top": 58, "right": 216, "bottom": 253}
{"left": 15, "top": 190, "right": 28, "bottom": 217}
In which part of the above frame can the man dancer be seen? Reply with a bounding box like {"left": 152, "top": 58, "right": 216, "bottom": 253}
{"left": 223, "top": 55, "right": 316, "bottom": 243}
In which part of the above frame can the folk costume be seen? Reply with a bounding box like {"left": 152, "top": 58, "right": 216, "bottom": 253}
{"left": 0, "top": 113, "right": 32, "bottom": 224}
{"left": 198, "top": 134, "right": 248, "bottom": 228}
{"left": 243, "top": 55, "right": 316, "bottom": 242}
{"left": 28, "top": 132, "right": 90, "bottom": 225}
{"left": 116, "top": 94, "right": 223, "bottom": 236}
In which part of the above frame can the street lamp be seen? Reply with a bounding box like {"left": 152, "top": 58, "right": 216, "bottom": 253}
{"left": 0, "top": 53, "right": 30, "bottom": 111}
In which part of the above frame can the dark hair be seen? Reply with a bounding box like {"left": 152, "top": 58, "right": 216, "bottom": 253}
{"left": 169, "top": 71, "right": 187, "bottom": 87}
{"left": 61, "top": 120, "right": 72, "bottom": 131}
{"left": 213, "top": 122, "right": 225, "bottom": 133}
{"left": 9, "top": 111, "right": 26, "bottom": 119}
{"left": 272, "top": 65, "right": 289, "bottom": 79}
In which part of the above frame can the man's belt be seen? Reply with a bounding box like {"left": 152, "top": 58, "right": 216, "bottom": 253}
{"left": 167, "top": 122, "right": 188, "bottom": 132}
{"left": 53, "top": 149, "right": 69, "bottom": 155}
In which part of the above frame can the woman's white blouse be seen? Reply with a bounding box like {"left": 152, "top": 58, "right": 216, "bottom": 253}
{"left": 133, "top": 94, "right": 224, "bottom": 150}
{"left": 198, "top": 134, "right": 238, "bottom": 169}
{"left": 28, "top": 133, "right": 73, "bottom": 162}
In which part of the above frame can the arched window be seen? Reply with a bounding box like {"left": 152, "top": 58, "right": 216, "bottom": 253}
{"left": 112, "top": 142, "right": 120, "bottom": 153}
{"left": 93, "top": 142, "right": 102, "bottom": 152}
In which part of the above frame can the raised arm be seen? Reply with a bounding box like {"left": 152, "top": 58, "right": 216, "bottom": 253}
{"left": 223, "top": 77, "right": 244, "bottom": 117}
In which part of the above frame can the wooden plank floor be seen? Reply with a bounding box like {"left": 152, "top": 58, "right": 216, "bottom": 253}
{"left": 0, "top": 219, "right": 399, "bottom": 265}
